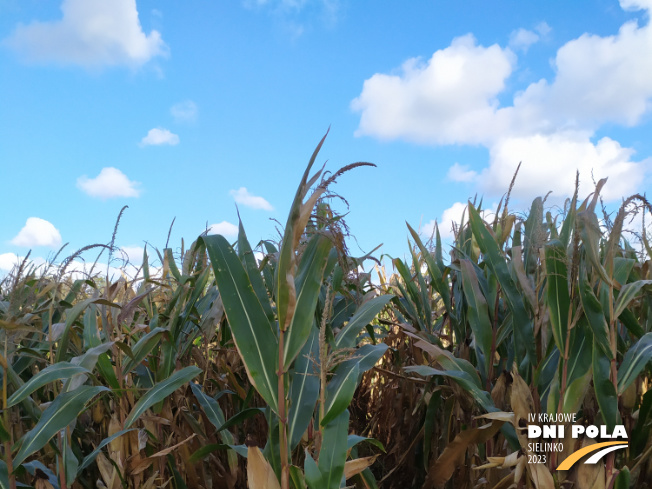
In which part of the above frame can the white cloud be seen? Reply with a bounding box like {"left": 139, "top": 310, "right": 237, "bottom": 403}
{"left": 119, "top": 246, "right": 144, "bottom": 264}
{"left": 11, "top": 218, "right": 63, "bottom": 248}
{"left": 509, "top": 28, "right": 539, "bottom": 52}
{"left": 140, "top": 127, "right": 179, "bottom": 146}
{"left": 620, "top": 0, "right": 652, "bottom": 11}
{"left": 3, "top": 0, "right": 167, "bottom": 68}
{"left": 535, "top": 22, "right": 552, "bottom": 38}
{"left": 511, "top": 19, "right": 652, "bottom": 129}
{"left": 481, "top": 133, "right": 645, "bottom": 201}
{"left": 422, "top": 202, "right": 496, "bottom": 240}
{"left": 170, "top": 100, "right": 197, "bottom": 122}
{"left": 77, "top": 167, "right": 141, "bottom": 199}
{"left": 447, "top": 162, "right": 477, "bottom": 182}
{"left": 352, "top": 4, "right": 652, "bottom": 202}
{"left": 0, "top": 253, "right": 22, "bottom": 271}
{"left": 207, "top": 221, "right": 239, "bottom": 237}
{"left": 351, "top": 34, "right": 515, "bottom": 146}
{"left": 422, "top": 202, "right": 467, "bottom": 240}
{"left": 229, "top": 187, "right": 274, "bottom": 211}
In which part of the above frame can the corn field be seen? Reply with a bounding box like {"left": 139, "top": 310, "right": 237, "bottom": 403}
{"left": 2, "top": 134, "right": 652, "bottom": 489}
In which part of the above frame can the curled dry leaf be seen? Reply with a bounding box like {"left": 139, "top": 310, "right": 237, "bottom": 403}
{"left": 575, "top": 439, "right": 606, "bottom": 489}
{"left": 422, "top": 421, "right": 504, "bottom": 489}
{"left": 344, "top": 454, "right": 380, "bottom": 479}
{"left": 247, "top": 446, "right": 281, "bottom": 489}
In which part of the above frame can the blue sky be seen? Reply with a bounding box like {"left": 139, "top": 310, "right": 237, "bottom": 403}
{"left": 1, "top": 0, "right": 651, "bottom": 275}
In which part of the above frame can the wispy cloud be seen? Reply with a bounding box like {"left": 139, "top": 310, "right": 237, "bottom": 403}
{"left": 3, "top": 0, "right": 167, "bottom": 68}
{"left": 229, "top": 187, "right": 274, "bottom": 211}
{"left": 77, "top": 167, "right": 141, "bottom": 199}
{"left": 140, "top": 127, "right": 179, "bottom": 146}
{"left": 11, "top": 218, "right": 62, "bottom": 248}
{"left": 170, "top": 100, "right": 198, "bottom": 122}
{"left": 447, "top": 163, "right": 477, "bottom": 183}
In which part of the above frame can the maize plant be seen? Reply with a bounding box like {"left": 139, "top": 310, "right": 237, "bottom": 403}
{"left": 366, "top": 175, "right": 652, "bottom": 488}
{"left": 2, "top": 135, "right": 652, "bottom": 489}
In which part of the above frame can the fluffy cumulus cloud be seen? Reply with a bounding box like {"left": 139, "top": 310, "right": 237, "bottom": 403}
{"left": 170, "top": 100, "right": 198, "bottom": 122}
{"left": 77, "top": 167, "right": 141, "bottom": 199}
{"left": 352, "top": 34, "right": 515, "bottom": 146}
{"left": 229, "top": 187, "right": 274, "bottom": 211}
{"left": 140, "top": 127, "right": 179, "bottom": 146}
{"left": 481, "top": 134, "right": 644, "bottom": 201}
{"left": 207, "top": 221, "right": 239, "bottom": 237}
{"left": 11, "top": 218, "right": 63, "bottom": 248}
{"left": 352, "top": 3, "right": 652, "bottom": 202}
{"left": 3, "top": 0, "right": 167, "bottom": 68}
{"left": 0, "top": 253, "right": 23, "bottom": 272}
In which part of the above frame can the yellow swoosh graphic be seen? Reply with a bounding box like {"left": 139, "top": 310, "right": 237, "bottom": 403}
{"left": 557, "top": 441, "right": 628, "bottom": 471}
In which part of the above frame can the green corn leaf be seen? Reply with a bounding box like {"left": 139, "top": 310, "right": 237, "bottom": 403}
{"left": 65, "top": 342, "right": 115, "bottom": 392}
{"left": 613, "top": 257, "right": 635, "bottom": 285}
{"left": 467, "top": 203, "right": 535, "bottom": 368}
{"left": 615, "top": 467, "right": 631, "bottom": 489}
{"left": 459, "top": 259, "right": 493, "bottom": 380}
{"left": 337, "top": 343, "right": 388, "bottom": 382}
{"left": 289, "top": 326, "right": 320, "bottom": 449}
{"left": 56, "top": 297, "right": 120, "bottom": 362}
{"left": 202, "top": 234, "right": 279, "bottom": 413}
{"left": 593, "top": 340, "right": 619, "bottom": 431}
{"left": 321, "top": 363, "right": 359, "bottom": 427}
{"left": 562, "top": 368, "right": 592, "bottom": 415}
{"left": 404, "top": 365, "right": 495, "bottom": 413}
{"left": 122, "top": 327, "right": 167, "bottom": 374}
{"left": 237, "top": 219, "right": 275, "bottom": 324}
{"left": 8, "top": 362, "right": 89, "bottom": 407}
{"left": 565, "top": 323, "right": 592, "bottom": 387}
{"left": 304, "top": 450, "right": 322, "bottom": 489}
{"left": 0, "top": 460, "right": 7, "bottom": 489}
{"left": 393, "top": 258, "right": 426, "bottom": 327}
{"left": 423, "top": 391, "right": 441, "bottom": 465}
{"left": 407, "top": 223, "right": 455, "bottom": 326}
{"left": 618, "top": 332, "right": 652, "bottom": 395}
{"left": 189, "top": 444, "right": 248, "bottom": 463}
{"left": 577, "top": 210, "right": 613, "bottom": 287}
{"left": 77, "top": 429, "right": 135, "bottom": 474}
{"left": 523, "top": 197, "right": 544, "bottom": 275}
{"left": 277, "top": 133, "right": 328, "bottom": 333}
{"left": 83, "top": 306, "right": 119, "bottom": 390}
{"left": 318, "top": 409, "right": 349, "bottom": 489}
{"left": 579, "top": 276, "right": 612, "bottom": 359}
{"left": 125, "top": 366, "right": 201, "bottom": 427}
{"left": 335, "top": 295, "right": 393, "bottom": 350}
{"left": 216, "top": 408, "right": 265, "bottom": 433}
{"left": 544, "top": 240, "right": 570, "bottom": 353}
{"left": 13, "top": 385, "right": 109, "bottom": 467}
{"left": 614, "top": 280, "right": 652, "bottom": 318}
{"left": 283, "top": 233, "right": 332, "bottom": 369}
{"left": 289, "top": 465, "right": 307, "bottom": 489}
{"left": 190, "top": 383, "right": 227, "bottom": 430}
{"left": 164, "top": 248, "right": 182, "bottom": 281}
{"left": 347, "top": 434, "right": 385, "bottom": 452}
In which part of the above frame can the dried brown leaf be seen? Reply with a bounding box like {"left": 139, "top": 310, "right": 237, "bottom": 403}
{"left": 422, "top": 421, "right": 504, "bottom": 489}
{"left": 247, "top": 446, "right": 281, "bottom": 489}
